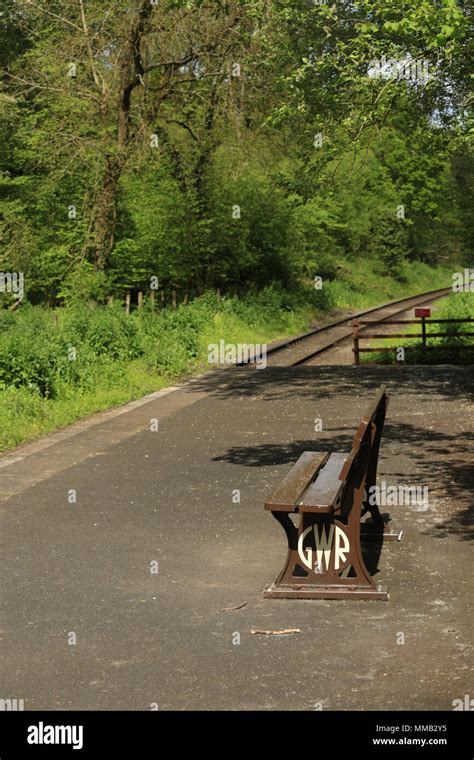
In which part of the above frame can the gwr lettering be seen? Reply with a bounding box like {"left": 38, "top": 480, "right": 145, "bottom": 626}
{"left": 298, "top": 524, "right": 350, "bottom": 572}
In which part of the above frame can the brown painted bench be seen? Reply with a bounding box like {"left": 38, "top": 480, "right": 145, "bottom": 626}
{"left": 263, "top": 385, "right": 402, "bottom": 601}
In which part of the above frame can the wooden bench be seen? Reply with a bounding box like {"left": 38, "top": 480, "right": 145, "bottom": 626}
{"left": 263, "top": 385, "right": 402, "bottom": 601}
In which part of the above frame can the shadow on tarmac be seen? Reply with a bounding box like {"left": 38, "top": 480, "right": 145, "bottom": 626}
{"left": 199, "top": 365, "right": 473, "bottom": 543}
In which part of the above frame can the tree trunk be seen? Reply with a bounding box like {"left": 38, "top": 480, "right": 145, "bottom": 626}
{"left": 88, "top": 155, "right": 123, "bottom": 269}
{"left": 87, "top": 1, "right": 155, "bottom": 269}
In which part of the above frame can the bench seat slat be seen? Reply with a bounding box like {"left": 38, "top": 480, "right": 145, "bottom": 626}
{"left": 264, "top": 451, "right": 328, "bottom": 511}
{"left": 298, "top": 452, "right": 348, "bottom": 512}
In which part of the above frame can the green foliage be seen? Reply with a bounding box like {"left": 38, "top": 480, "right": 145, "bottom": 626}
{"left": 0, "top": 286, "right": 312, "bottom": 401}
{"left": 429, "top": 292, "right": 474, "bottom": 347}
{"left": 0, "top": 0, "right": 472, "bottom": 450}
{"left": 0, "top": 0, "right": 471, "bottom": 303}
{"left": 58, "top": 262, "right": 109, "bottom": 306}
{"left": 0, "top": 285, "right": 319, "bottom": 449}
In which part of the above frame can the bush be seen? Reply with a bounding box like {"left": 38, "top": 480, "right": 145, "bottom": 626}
{"left": 0, "top": 306, "right": 59, "bottom": 396}
{"left": 58, "top": 262, "right": 109, "bottom": 306}
{"left": 0, "top": 285, "right": 319, "bottom": 397}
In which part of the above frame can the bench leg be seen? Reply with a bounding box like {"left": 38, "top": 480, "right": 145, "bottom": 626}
{"left": 264, "top": 488, "right": 389, "bottom": 601}
{"left": 361, "top": 499, "right": 403, "bottom": 542}
{"left": 264, "top": 516, "right": 389, "bottom": 600}
{"left": 269, "top": 511, "right": 300, "bottom": 587}
{"left": 361, "top": 514, "right": 403, "bottom": 542}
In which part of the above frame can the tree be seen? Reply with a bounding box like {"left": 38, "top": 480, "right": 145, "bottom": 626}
{"left": 7, "top": 0, "right": 255, "bottom": 268}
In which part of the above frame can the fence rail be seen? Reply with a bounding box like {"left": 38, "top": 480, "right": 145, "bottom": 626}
{"left": 352, "top": 317, "right": 474, "bottom": 364}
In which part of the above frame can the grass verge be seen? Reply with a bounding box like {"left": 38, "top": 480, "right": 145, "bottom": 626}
{"left": 0, "top": 262, "right": 456, "bottom": 452}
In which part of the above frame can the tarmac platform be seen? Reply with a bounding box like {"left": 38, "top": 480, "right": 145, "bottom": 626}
{"left": 1, "top": 365, "right": 473, "bottom": 710}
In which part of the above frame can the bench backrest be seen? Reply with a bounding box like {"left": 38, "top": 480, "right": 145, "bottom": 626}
{"left": 337, "top": 385, "right": 389, "bottom": 509}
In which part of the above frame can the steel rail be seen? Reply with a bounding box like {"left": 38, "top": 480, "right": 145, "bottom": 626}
{"left": 246, "top": 287, "right": 452, "bottom": 367}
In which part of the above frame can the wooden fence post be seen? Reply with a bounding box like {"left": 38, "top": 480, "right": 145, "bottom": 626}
{"left": 352, "top": 319, "right": 360, "bottom": 365}
{"left": 421, "top": 316, "right": 427, "bottom": 352}
{"left": 125, "top": 292, "right": 131, "bottom": 315}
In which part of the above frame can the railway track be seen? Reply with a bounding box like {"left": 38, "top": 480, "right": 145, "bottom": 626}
{"left": 258, "top": 287, "right": 452, "bottom": 367}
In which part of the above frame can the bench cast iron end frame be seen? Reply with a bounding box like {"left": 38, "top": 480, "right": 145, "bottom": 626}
{"left": 263, "top": 385, "right": 401, "bottom": 601}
